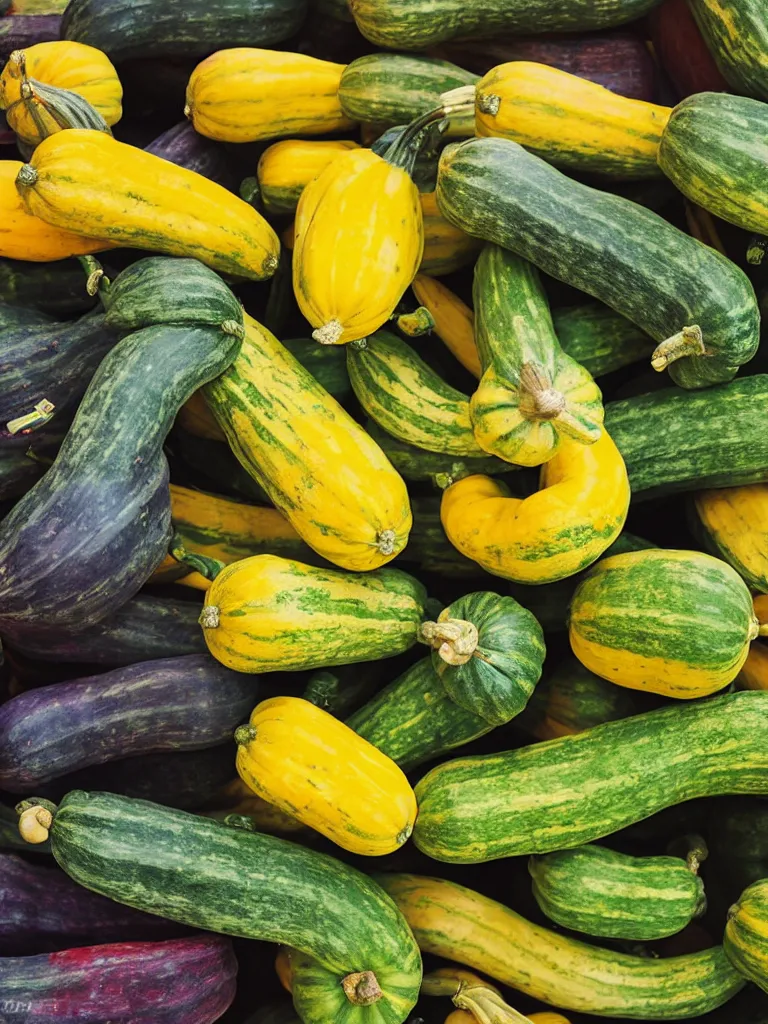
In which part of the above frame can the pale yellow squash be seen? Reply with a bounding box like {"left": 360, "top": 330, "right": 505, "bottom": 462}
{"left": 694, "top": 483, "right": 768, "bottom": 593}
{"left": 412, "top": 273, "right": 481, "bottom": 377}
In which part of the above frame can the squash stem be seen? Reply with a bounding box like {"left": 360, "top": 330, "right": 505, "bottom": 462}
{"left": 341, "top": 970, "right": 383, "bottom": 1006}
{"left": 396, "top": 306, "right": 435, "bottom": 337}
{"left": 651, "top": 325, "right": 705, "bottom": 371}
{"left": 199, "top": 604, "right": 220, "bottom": 629}
{"left": 685, "top": 835, "right": 709, "bottom": 875}
{"left": 16, "top": 800, "right": 57, "bottom": 845}
{"left": 518, "top": 362, "right": 566, "bottom": 421}
{"left": 419, "top": 617, "right": 479, "bottom": 665}
{"left": 312, "top": 319, "right": 344, "bottom": 345}
{"left": 455, "top": 983, "right": 533, "bottom": 1024}
{"left": 746, "top": 235, "right": 767, "bottom": 266}
{"left": 758, "top": 624, "right": 768, "bottom": 637}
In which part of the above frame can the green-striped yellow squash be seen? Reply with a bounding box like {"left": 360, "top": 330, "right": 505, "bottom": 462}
{"left": 693, "top": 484, "right": 768, "bottom": 594}
{"left": 204, "top": 313, "right": 412, "bottom": 571}
{"left": 471, "top": 243, "right": 603, "bottom": 467}
{"left": 412, "top": 691, "right": 768, "bottom": 862}
{"left": 529, "top": 843, "right": 707, "bottom": 941}
{"left": 688, "top": 0, "right": 768, "bottom": 100}
{"left": 257, "top": 139, "right": 361, "bottom": 216}
{"left": 725, "top": 879, "right": 768, "bottom": 992}
{"left": 377, "top": 874, "right": 743, "bottom": 1018}
{"left": 569, "top": 549, "right": 762, "bottom": 698}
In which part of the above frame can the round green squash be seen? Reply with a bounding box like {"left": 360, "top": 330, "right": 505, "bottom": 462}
{"left": 725, "top": 879, "right": 768, "bottom": 993}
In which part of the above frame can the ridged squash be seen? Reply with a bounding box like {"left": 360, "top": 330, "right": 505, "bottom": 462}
{"left": 569, "top": 549, "right": 761, "bottom": 699}
{"left": 420, "top": 191, "right": 481, "bottom": 277}
{"left": 475, "top": 62, "right": 670, "bottom": 178}
{"left": 235, "top": 696, "right": 417, "bottom": 856}
{"left": 257, "top": 139, "right": 360, "bottom": 216}
{"left": 693, "top": 484, "right": 768, "bottom": 594}
{"left": 471, "top": 243, "right": 603, "bottom": 467}
{"left": 199, "top": 554, "right": 426, "bottom": 674}
{"left": 204, "top": 314, "right": 412, "bottom": 570}
{"left": 441, "top": 429, "right": 629, "bottom": 584}
{"left": 411, "top": 274, "right": 480, "bottom": 377}
{"left": 185, "top": 49, "right": 355, "bottom": 143}
{"left": 0, "top": 40, "right": 122, "bottom": 146}
{"left": 725, "top": 880, "right": 768, "bottom": 992}
{"left": 688, "top": 0, "right": 768, "bottom": 100}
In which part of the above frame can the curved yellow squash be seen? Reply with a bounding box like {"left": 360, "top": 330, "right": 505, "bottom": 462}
{"left": 257, "top": 138, "right": 360, "bottom": 216}
{"left": 694, "top": 484, "right": 768, "bottom": 594}
{"left": 441, "top": 429, "right": 629, "bottom": 583}
{"left": 412, "top": 274, "right": 481, "bottom": 378}
{"left": 419, "top": 191, "right": 481, "bottom": 277}
{"left": 204, "top": 313, "right": 411, "bottom": 570}
{"left": 185, "top": 48, "right": 355, "bottom": 143}
{"left": 293, "top": 147, "right": 423, "bottom": 345}
{"left": 0, "top": 41, "right": 122, "bottom": 145}
{"left": 475, "top": 62, "right": 671, "bottom": 178}
{"left": 15, "top": 129, "right": 280, "bottom": 280}
{"left": 0, "top": 159, "right": 110, "bottom": 260}
{"left": 235, "top": 696, "right": 418, "bottom": 856}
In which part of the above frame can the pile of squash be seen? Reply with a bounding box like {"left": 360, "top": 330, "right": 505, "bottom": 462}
{"left": 1, "top": 0, "right": 768, "bottom": 1021}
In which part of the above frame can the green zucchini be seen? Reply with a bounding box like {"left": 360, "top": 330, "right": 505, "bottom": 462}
{"left": 412, "top": 690, "right": 768, "bottom": 862}
{"left": 29, "top": 790, "right": 422, "bottom": 1024}
{"left": 725, "top": 879, "right": 768, "bottom": 993}
{"left": 436, "top": 136, "right": 759, "bottom": 388}
{"left": 0, "top": 257, "right": 100, "bottom": 316}
{"left": 688, "top": 0, "right": 768, "bottom": 100}
{"left": 605, "top": 376, "right": 768, "bottom": 499}
{"left": 554, "top": 303, "right": 654, "bottom": 378}
{"left": 529, "top": 842, "right": 707, "bottom": 941}
{"left": 658, "top": 93, "right": 768, "bottom": 236}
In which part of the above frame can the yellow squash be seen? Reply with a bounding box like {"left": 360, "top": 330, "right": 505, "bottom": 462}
{"left": 257, "top": 138, "right": 360, "bottom": 216}
{"left": 293, "top": 146, "right": 423, "bottom": 345}
{"left": 693, "top": 484, "right": 768, "bottom": 593}
{"left": 441, "top": 429, "right": 629, "bottom": 584}
{"left": 411, "top": 274, "right": 481, "bottom": 377}
{"left": 738, "top": 642, "right": 768, "bottom": 692}
{"left": 175, "top": 390, "right": 226, "bottom": 441}
{"left": 0, "top": 159, "right": 111, "bottom": 260}
{"left": 419, "top": 191, "right": 481, "bottom": 277}
{"left": 0, "top": 41, "right": 122, "bottom": 146}
{"left": 185, "top": 48, "right": 355, "bottom": 143}
{"left": 756, "top": 595, "right": 768, "bottom": 626}
{"left": 475, "top": 62, "right": 671, "bottom": 178}
{"left": 15, "top": 129, "right": 280, "bottom": 280}
{"left": 203, "top": 313, "right": 411, "bottom": 570}
{"left": 235, "top": 696, "right": 418, "bottom": 856}
{"left": 203, "top": 777, "right": 305, "bottom": 835}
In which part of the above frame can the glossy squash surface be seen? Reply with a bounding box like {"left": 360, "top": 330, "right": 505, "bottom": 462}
{"left": 688, "top": 0, "right": 768, "bottom": 100}
{"left": 694, "top": 484, "right": 768, "bottom": 594}
{"left": 725, "top": 880, "right": 768, "bottom": 992}
{"left": 257, "top": 139, "right": 360, "bottom": 215}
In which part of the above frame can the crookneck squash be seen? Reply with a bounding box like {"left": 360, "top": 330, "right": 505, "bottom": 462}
{"left": 693, "top": 484, "right": 768, "bottom": 594}
{"left": 725, "top": 880, "right": 768, "bottom": 993}
{"left": 18, "top": 791, "right": 423, "bottom": 1024}
{"left": 568, "top": 548, "right": 762, "bottom": 698}
{"left": 257, "top": 139, "right": 360, "bottom": 216}
{"left": 435, "top": 136, "right": 759, "bottom": 388}
{"left": 203, "top": 313, "right": 412, "bottom": 570}
{"left": 235, "top": 696, "right": 417, "bottom": 856}
{"left": 186, "top": 49, "right": 354, "bottom": 143}
{"left": 687, "top": 0, "right": 768, "bottom": 101}
{"left": 15, "top": 129, "right": 280, "bottom": 280}
{"left": 471, "top": 243, "right": 603, "bottom": 467}
{"left": 199, "top": 553, "right": 426, "bottom": 673}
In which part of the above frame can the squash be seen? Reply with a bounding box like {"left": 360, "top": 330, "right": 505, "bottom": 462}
{"left": 474, "top": 61, "right": 670, "bottom": 178}
{"left": 658, "top": 93, "right": 768, "bottom": 237}
{"left": 649, "top": 0, "right": 730, "bottom": 96}
{"left": 411, "top": 274, "right": 480, "bottom": 377}
{"left": 740, "top": 643, "right": 768, "bottom": 692}
{"left": 441, "top": 429, "right": 629, "bottom": 584}
{"left": 529, "top": 842, "right": 707, "bottom": 941}
{"left": 693, "top": 484, "right": 768, "bottom": 594}
{"left": 471, "top": 243, "right": 603, "bottom": 467}
{"left": 378, "top": 874, "right": 743, "bottom": 1017}
{"left": 688, "top": 0, "right": 768, "bottom": 101}
{"left": 725, "top": 880, "right": 768, "bottom": 992}
{"left": 411, "top": 690, "right": 768, "bottom": 862}
{"left": 423, "top": 970, "right": 532, "bottom": 1023}
{"left": 199, "top": 553, "right": 426, "bottom": 674}
{"left": 20, "top": 791, "right": 423, "bottom": 1024}
{"left": 420, "top": 190, "right": 481, "bottom": 277}
{"left": 15, "top": 129, "right": 280, "bottom": 280}
{"left": 203, "top": 314, "right": 412, "bottom": 570}
{"left": 371, "top": 121, "right": 441, "bottom": 193}
{"left": 185, "top": 49, "right": 354, "bottom": 144}
{"left": 235, "top": 696, "right": 417, "bottom": 855}
{"left": 0, "top": 40, "right": 122, "bottom": 146}
{"left": 569, "top": 549, "right": 761, "bottom": 699}
{"left": 0, "top": 256, "right": 99, "bottom": 316}
{"left": 436, "top": 136, "right": 760, "bottom": 389}
{"left": 205, "top": 777, "right": 305, "bottom": 835}
{"left": 145, "top": 121, "right": 239, "bottom": 191}
{"left": 257, "top": 139, "right": 360, "bottom": 216}
{"left": 0, "top": 15, "right": 62, "bottom": 64}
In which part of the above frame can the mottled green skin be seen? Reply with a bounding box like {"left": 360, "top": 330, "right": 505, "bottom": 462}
{"left": 431, "top": 592, "right": 545, "bottom": 726}
{"left": 605, "top": 376, "right": 768, "bottom": 499}
{"left": 47, "top": 791, "right": 422, "bottom": 1024}
{"left": 725, "top": 880, "right": 768, "bottom": 992}
{"left": 347, "top": 656, "right": 491, "bottom": 771}
{"left": 371, "top": 124, "right": 439, "bottom": 192}
{"left": 0, "top": 258, "right": 98, "bottom": 317}
{"left": 364, "top": 419, "right": 509, "bottom": 484}
{"left": 397, "top": 495, "right": 481, "bottom": 579}
{"left": 436, "top": 137, "right": 759, "bottom": 388}
{"left": 102, "top": 257, "right": 244, "bottom": 333}
{"left": 689, "top": 0, "right": 768, "bottom": 100}
{"left": 413, "top": 691, "right": 768, "bottom": 862}
{"left": 349, "top": 0, "right": 662, "bottom": 50}
{"left": 529, "top": 844, "right": 705, "bottom": 940}
{"left": 658, "top": 93, "right": 768, "bottom": 235}
{"left": 554, "top": 303, "right": 653, "bottom": 378}
{"left": 283, "top": 338, "right": 350, "bottom": 403}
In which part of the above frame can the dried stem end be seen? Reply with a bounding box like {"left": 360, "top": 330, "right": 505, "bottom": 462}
{"left": 518, "top": 362, "right": 566, "bottom": 421}
{"left": 477, "top": 92, "right": 501, "bottom": 116}
{"left": 234, "top": 724, "right": 257, "bottom": 747}
{"left": 377, "top": 529, "right": 397, "bottom": 556}
{"left": 341, "top": 970, "right": 383, "bottom": 1006}
{"left": 16, "top": 163, "right": 38, "bottom": 187}
{"left": 397, "top": 306, "right": 435, "bottom": 337}
{"left": 18, "top": 805, "right": 53, "bottom": 844}
{"left": 312, "top": 319, "right": 344, "bottom": 346}
{"left": 199, "top": 604, "right": 220, "bottom": 629}
{"left": 420, "top": 616, "right": 479, "bottom": 665}
{"left": 651, "top": 325, "right": 705, "bottom": 371}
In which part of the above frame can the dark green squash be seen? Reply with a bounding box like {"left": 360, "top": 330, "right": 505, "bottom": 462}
{"left": 688, "top": 0, "right": 768, "bottom": 100}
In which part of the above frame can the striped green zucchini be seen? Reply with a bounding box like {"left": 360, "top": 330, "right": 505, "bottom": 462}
{"left": 436, "top": 136, "right": 759, "bottom": 388}
{"left": 555, "top": 303, "right": 654, "bottom": 378}
{"left": 412, "top": 691, "right": 768, "bottom": 862}
{"left": 725, "top": 880, "right": 768, "bottom": 992}
{"left": 529, "top": 843, "right": 707, "bottom": 940}
{"left": 688, "top": 0, "right": 768, "bottom": 100}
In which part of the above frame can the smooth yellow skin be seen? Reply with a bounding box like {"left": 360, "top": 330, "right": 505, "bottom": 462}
{"left": 186, "top": 48, "right": 355, "bottom": 143}
{"left": 257, "top": 138, "right": 360, "bottom": 215}
{"left": 0, "top": 40, "right": 122, "bottom": 145}
{"left": 16, "top": 130, "right": 280, "bottom": 280}
{"left": 0, "top": 159, "right": 111, "bottom": 260}
{"left": 293, "top": 147, "right": 424, "bottom": 344}
{"left": 476, "top": 62, "right": 671, "bottom": 176}
{"left": 738, "top": 642, "right": 768, "bottom": 692}
{"left": 236, "top": 696, "right": 417, "bottom": 856}
{"left": 419, "top": 191, "right": 481, "bottom": 277}
{"left": 412, "top": 274, "right": 481, "bottom": 378}
{"left": 176, "top": 390, "right": 226, "bottom": 441}
{"left": 695, "top": 484, "right": 768, "bottom": 593}
{"left": 441, "top": 429, "right": 629, "bottom": 583}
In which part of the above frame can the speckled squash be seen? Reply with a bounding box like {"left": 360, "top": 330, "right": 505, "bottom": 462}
{"left": 419, "top": 191, "right": 481, "bottom": 277}
{"left": 693, "top": 484, "right": 768, "bottom": 594}
{"left": 235, "top": 696, "right": 417, "bottom": 855}
{"left": 725, "top": 880, "right": 768, "bottom": 992}
{"left": 257, "top": 139, "right": 360, "bottom": 215}
{"left": 688, "top": 0, "right": 768, "bottom": 100}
